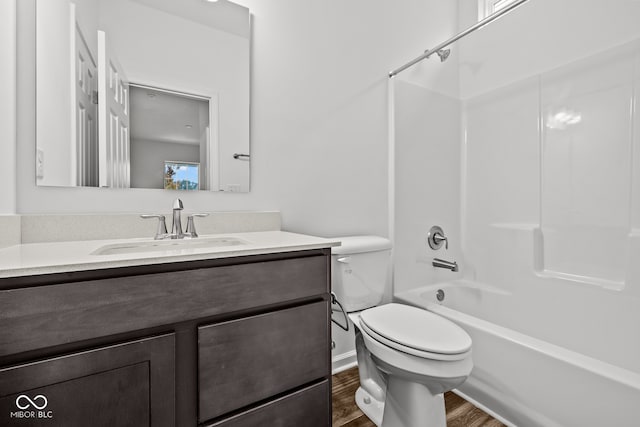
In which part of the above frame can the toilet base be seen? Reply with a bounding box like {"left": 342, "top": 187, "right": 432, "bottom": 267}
{"left": 381, "top": 375, "right": 446, "bottom": 427}
{"left": 355, "top": 386, "right": 384, "bottom": 426}
{"left": 355, "top": 379, "right": 447, "bottom": 427}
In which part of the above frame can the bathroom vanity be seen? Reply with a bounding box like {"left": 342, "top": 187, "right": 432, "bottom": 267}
{"left": 0, "top": 231, "right": 337, "bottom": 426}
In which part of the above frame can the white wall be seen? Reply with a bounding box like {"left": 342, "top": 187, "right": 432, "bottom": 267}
{"left": 0, "top": 0, "right": 16, "bottom": 214}
{"left": 75, "top": 0, "right": 99, "bottom": 54}
{"left": 16, "top": 0, "right": 459, "bottom": 240}
{"left": 34, "top": 0, "right": 99, "bottom": 187}
{"left": 230, "top": 0, "right": 460, "bottom": 236}
{"left": 35, "top": 0, "right": 74, "bottom": 187}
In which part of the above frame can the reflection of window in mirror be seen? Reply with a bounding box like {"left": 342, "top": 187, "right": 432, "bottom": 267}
{"left": 164, "top": 161, "right": 200, "bottom": 191}
{"left": 129, "top": 85, "right": 215, "bottom": 191}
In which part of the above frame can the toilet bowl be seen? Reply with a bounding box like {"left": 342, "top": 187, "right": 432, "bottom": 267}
{"left": 355, "top": 304, "right": 472, "bottom": 427}
{"left": 333, "top": 236, "right": 473, "bottom": 427}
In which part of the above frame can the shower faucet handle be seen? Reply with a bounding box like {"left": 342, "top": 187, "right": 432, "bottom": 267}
{"left": 434, "top": 233, "right": 448, "bottom": 250}
{"left": 427, "top": 225, "right": 448, "bottom": 250}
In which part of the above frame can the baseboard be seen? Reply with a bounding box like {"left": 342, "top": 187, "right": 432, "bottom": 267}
{"left": 332, "top": 350, "right": 357, "bottom": 375}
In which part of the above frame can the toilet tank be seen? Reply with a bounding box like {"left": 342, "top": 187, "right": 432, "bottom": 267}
{"left": 331, "top": 236, "right": 392, "bottom": 312}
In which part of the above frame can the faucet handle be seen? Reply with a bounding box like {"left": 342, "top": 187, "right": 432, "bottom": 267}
{"left": 140, "top": 214, "right": 168, "bottom": 240}
{"left": 427, "top": 225, "right": 449, "bottom": 250}
{"left": 433, "top": 233, "right": 448, "bottom": 250}
{"left": 185, "top": 213, "right": 209, "bottom": 238}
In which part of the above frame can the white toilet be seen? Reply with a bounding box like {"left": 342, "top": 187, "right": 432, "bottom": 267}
{"left": 332, "top": 236, "right": 473, "bottom": 427}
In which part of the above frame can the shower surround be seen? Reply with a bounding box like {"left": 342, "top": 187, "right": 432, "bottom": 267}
{"left": 391, "top": 0, "right": 640, "bottom": 425}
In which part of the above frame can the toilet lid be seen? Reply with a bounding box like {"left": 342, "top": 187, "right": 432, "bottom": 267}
{"left": 359, "top": 303, "right": 471, "bottom": 355}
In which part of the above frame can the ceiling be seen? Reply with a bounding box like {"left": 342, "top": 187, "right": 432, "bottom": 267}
{"left": 129, "top": 86, "right": 209, "bottom": 145}
{"left": 130, "top": 0, "right": 250, "bottom": 38}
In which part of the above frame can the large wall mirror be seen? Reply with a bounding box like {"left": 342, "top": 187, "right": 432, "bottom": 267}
{"left": 36, "top": 0, "right": 251, "bottom": 192}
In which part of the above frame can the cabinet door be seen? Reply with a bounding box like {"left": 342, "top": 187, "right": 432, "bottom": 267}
{"left": 0, "top": 334, "right": 175, "bottom": 427}
{"left": 205, "top": 381, "right": 330, "bottom": 427}
{"left": 198, "top": 301, "right": 330, "bottom": 422}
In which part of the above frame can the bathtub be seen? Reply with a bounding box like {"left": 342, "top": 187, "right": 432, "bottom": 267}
{"left": 395, "top": 280, "right": 640, "bottom": 427}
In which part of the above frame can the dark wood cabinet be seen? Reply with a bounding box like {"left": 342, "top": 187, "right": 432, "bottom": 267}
{"left": 198, "top": 301, "right": 329, "bottom": 421}
{"left": 0, "top": 249, "right": 332, "bottom": 426}
{"left": 205, "top": 381, "right": 330, "bottom": 427}
{"left": 0, "top": 255, "right": 329, "bottom": 357}
{"left": 0, "top": 334, "right": 174, "bottom": 427}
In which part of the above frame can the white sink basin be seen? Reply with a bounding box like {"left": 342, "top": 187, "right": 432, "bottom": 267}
{"left": 91, "top": 236, "right": 248, "bottom": 256}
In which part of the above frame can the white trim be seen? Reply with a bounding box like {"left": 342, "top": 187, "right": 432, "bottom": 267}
{"left": 128, "top": 81, "right": 211, "bottom": 102}
{"left": 478, "top": 0, "right": 519, "bottom": 20}
{"left": 332, "top": 350, "right": 358, "bottom": 375}
{"left": 69, "top": 3, "right": 77, "bottom": 186}
{"left": 209, "top": 94, "right": 220, "bottom": 191}
{"left": 387, "top": 77, "right": 396, "bottom": 296}
{"left": 0, "top": 0, "right": 17, "bottom": 213}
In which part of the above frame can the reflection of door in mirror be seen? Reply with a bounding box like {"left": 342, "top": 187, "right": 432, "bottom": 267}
{"left": 97, "top": 30, "right": 130, "bottom": 189}
{"left": 129, "top": 85, "right": 215, "bottom": 191}
{"left": 72, "top": 5, "right": 98, "bottom": 187}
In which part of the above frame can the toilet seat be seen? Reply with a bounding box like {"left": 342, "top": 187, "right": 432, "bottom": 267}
{"left": 359, "top": 303, "right": 471, "bottom": 361}
{"left": 359, "top": 324, "right": 473, "bottom": 386}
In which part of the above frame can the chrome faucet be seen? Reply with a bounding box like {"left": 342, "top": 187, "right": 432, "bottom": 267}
{"left": 171, "top": 198, "right": 184, "bottom": 239}
{"left": 141, "top": 199, "right": 208, "bottom": 239}
{"left": 432, "top": 258, "right": 458, "bottom": 272}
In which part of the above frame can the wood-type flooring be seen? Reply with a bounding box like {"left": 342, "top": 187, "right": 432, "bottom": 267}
{"left": 332, "top": 367, "right": 506, "bottom": 427}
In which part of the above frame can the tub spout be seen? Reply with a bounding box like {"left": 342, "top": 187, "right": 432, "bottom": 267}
{"left": 433, "top": 258, "right": 458, "bottom": 272}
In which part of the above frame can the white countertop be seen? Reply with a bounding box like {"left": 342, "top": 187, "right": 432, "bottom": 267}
{"left": 0, "top": 231, "right": 341, "bottom": 278}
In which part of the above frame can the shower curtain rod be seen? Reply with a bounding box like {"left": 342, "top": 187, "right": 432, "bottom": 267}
{"left": 388, "top": 0, "right": 530, "bottom": 78}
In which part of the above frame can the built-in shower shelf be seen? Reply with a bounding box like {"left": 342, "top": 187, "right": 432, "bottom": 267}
{"left": 535, "top": 269, "right": 625, "bottom": 292}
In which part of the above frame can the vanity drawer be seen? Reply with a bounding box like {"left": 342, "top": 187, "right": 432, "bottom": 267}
{"left": 204, "top": 381, "right": 330, "bottom": 427}
{"left": 0, "top": 254, "right": 329, "bottom": 356}
{"left": 197, "top": 301, "right": 330, "bottom": 422}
